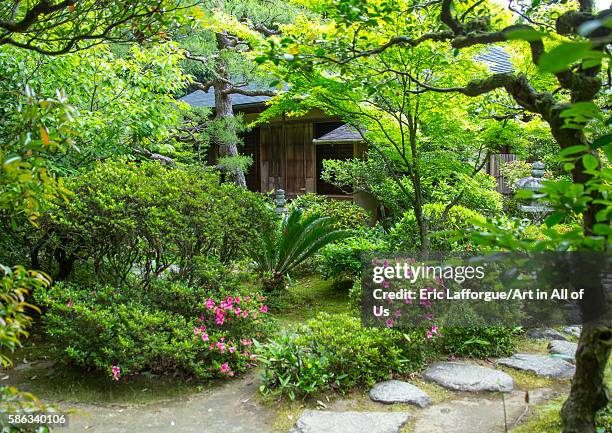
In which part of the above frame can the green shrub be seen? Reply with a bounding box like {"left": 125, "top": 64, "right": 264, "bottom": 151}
{"left": 438, "top": 302, "right": 520, "bottom": 358}
{"left": 439, "top": 326, "right": 520, "bottom": 358}
{"left": 252, "top": 208, "right": 350, "bottom": 294}
{"left": 257, "top": 313, "right": 429, "bottom": 399}
{"left": 30, "top": 160, "right": 275, "bottom": 285}
{"left": 288, "top": 193, "right": 371, "bottom": 230}
{"left": 319, "top": 227, "right": 386, "bottom": 282}
{"left": 34, "top": 281, "right": 272, "bottom": 380}
{"left": 387, "top": 203, "right": 486, "bottom": 252}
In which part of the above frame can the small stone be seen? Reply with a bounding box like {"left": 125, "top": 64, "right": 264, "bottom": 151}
{"left": 289, "top": 410, "right": 410, "bottom": 433}
{"left": 548, "top": 340, "right": 578, "bottom": 363}
{"left": 423, "top": 362, "right": 513, "bottom": 392}
{"left": 563, "top": 325, "right": 581, "bottom": 338}
{"left": 369, "top": 380, "right": 432, "bottom": 408}
{"left": 497, "top": 354, "right": 575, "bottom": 379}
{"left": 526, "top": 328, "right": 567, "bottom": 341}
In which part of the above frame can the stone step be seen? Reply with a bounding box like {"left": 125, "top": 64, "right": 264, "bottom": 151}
{"left": 497, "top": 353, "right": 575, "bottom": 378}
{"left": 369, "top": 380, "right": 432, "bottom": 408}
{"left": 527, "top": 328, "right": 567, "bottom": 341}
{"left": 289, "top": 410, "right": 410, "bottom": 433}
{"left": 548, "top": 340, "right": 578, "bottom": 363}
{"left": 423, "top": 362, "right": 513, "bottom": 392}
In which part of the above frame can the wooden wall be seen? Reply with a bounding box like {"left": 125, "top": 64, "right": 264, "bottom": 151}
{"left": 259, "top": 120, "right": 320, "bottom": 196}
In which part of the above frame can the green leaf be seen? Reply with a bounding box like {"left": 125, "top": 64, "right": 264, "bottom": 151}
{"left": 582, "top": 154, "right": 598, "bottom": 171}
{"left": 604, "top": 143, "right": 612, "bottom": 162}
{"left": 505, "top": 29, "right": 544, "bottom": 41}
{"left": 538, "top": 42, "right": 592, "bottom": 73}
{"left": 592, "top": 133, "right": 612, "bottom": 149}
{"left": 544, "top": 212, "right": 564, "bottom": 227}
{"left": 592, "top": 224, "right": 610, "bottom": 236}
{"left": 559, "top": 145, "right": 588, "bottom": 157}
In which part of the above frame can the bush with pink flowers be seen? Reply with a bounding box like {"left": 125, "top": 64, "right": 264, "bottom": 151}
{"left": 34, "top": 281, "right": 273, "bottom": 381}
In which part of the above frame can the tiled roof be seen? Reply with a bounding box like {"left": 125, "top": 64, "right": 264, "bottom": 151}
{"left": 179, "top": 85, "right": 274, "bottom": 108}
{"left": 474, "top": 46, "right": 514, "bottom": 73}
{"left": 313, "top": 124, "right": 363, "bottom": 143}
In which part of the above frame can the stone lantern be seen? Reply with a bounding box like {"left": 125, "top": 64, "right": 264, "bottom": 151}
{"left": 516, "top": 161, "right": 550, "bottom": 220}
{"left": 274, "top": 189, "right": 287, "bottom": 217}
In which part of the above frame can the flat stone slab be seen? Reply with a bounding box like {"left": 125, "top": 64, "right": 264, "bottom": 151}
{"left": 369, "top": 380, "right": 432, "bottom": 407}
{"left": 527, "top": 328, "right": 567, "bottom": 341}
{"left": 564, "top": 325, "right": 581, "bottom": 338}
{"left": 412, "top": 389, "right": 553, "bottom": 433}
{"left": 548, "top": 340, "right": 578, "bottom": 362}
{"left": 423, "top": 362, "right": 513, "bottom": 392}
{"left": 290, "top": 410, "right": 410, "bottom": 433}
{"left": 497, "top": 354, "right": 575, "bottom": 379}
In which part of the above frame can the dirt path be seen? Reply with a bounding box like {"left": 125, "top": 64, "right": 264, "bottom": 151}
{"left": 57, "top": 372, "right": 276, "bottom": 433}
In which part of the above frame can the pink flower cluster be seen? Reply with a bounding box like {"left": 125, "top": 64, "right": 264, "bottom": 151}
{"left": 194, "top": 292, "right": 267, "bottom": 380}
{"left": 426, "top": 325, "right": 439, "bottom": 339}
{"left": 110, "top": 365, "right": 121, "bottom": 381}
{"left": 204, "top": 295, "right": 268, "bottom": 326}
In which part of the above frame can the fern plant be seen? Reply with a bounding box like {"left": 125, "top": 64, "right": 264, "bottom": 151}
{"left": 253, "top": 208, "right": 350, "bottom": 293}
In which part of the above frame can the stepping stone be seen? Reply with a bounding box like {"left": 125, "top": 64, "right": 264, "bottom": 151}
{"left": 423, "top": 362, "right": 513, "bottom": 392}
{"left": 369, "top": 380, "right": 432, "bottom": 408}
{"left": 564, "top": 325, "right": 581, "bottom": 338}
{"left": 497, "top": 353, "right": 575, "bottom": 379}
{"left": 548, "top": 340, "right": 578, "bottom": 363}
{"left": 289, "top": 410, "right": 410, "bottom": 433}
{"left": 527, "top": 328, "right": 567, "bottom": 341}
{"left": 412, "top": 389, "right": 553, "bottom": 433}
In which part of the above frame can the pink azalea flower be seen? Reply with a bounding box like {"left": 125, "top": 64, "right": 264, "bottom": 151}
{"left": 242, "top": 311, "right": 248, "bottom": 318}
{"left": 260, "top": 305, "right": 268, "bottom": 313}
{"left": 245, "top": 296, "right": 251, "bottom": 302}
{"left": 111, "top": 365, "right": 121, "bottom": 381}
{"left": 394, "top": 309, "right": 402, "bottom": 318}
{"left": 201, "top": 333, "right": 209, "bottom": 341}
{"left": 194, "top": 326, "right": 200, "bottom": 336}
{"left": 66, "top": 300, "right": 73, "bottom": 308}
{"left": 430, "top": 325, "right": 439, "bottom": 334}
{"left": 385, "top": 318, "right": 394, "bottom": 328}
{"left": 205, "top": 298, "right": 215, "bottom": 309}
{"left": 426, "top": 330, "right": 433, "bottom": 339}
{"left": 229, "top": 346, "right": 236, "bottom": 353}
{"left": 382, "top": 280, "right": 390, "bottom": 288}
{"left": 199, "top": 315, "right": 205, "bottom": 322}
{"left": 220, "top": 362, "right": 230, "bottom": 373}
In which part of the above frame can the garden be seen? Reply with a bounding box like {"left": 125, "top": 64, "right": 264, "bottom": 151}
{"left": 0, "top": 1, "right": 610, "bottom": 433}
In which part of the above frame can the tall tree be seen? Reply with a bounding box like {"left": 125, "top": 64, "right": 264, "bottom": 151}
{"left": 264, "top": 0, "right": 611, "bottom": 431}
{"left": 181, "top": 0, "right": 295, "bottom": 186}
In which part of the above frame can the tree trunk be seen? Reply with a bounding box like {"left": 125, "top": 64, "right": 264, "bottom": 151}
{"left": 561, "top": 322, "right": 612, "bottom": 433}
{"left": 214, "top": 32, "right": 247, "bottom": 188}
{"left": 548, "top": 116, "right": 611, "bottom": 433}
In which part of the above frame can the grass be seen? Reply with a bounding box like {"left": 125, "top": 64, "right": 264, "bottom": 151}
{"left": 509, "top": 355, "right": 612, "bottom": 432}
{"left": 3, "top": 343, "right": 208, "bottom": 404}
{"left": 275, "top": 275, "right": 352, "bottom": 325}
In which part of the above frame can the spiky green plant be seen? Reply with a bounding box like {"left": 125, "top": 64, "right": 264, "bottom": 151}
{"left": 253, "top": 208, "right": 350, "bottom": 293}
